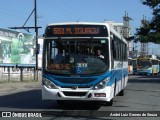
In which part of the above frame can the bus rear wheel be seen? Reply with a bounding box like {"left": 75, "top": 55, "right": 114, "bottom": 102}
{"left": 119, "top": 78, "right": 125, "bottom": 96}
{"left": 119, "top": 89, "right": 124, "bottom": 96}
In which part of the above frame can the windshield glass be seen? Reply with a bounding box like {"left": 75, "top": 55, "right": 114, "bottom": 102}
{"left": 43, "top": 38, "right": 109, "bottom": 75}
{"left": 137, "top": 60, "right": 151, "bottom": 69}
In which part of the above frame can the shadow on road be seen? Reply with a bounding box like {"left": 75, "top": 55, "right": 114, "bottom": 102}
{"left": 129, "top": 79, "right": 160, "bottom": 83}
{"left": 126, "top": 88, "right": 160, "bottom": 94}
{"left": 128, "top": 74, "right": 160, "bottom": 83}
{"left": 131, "top": 74, "right": 160, "bottom": 78}
{"left": 0, "top": 89, "right": 100, "bottom": 110}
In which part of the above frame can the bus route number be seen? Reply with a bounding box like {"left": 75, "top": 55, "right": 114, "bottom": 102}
{"left": 53, "top": 28, "right": 65, "bottom": 34}
{"left": 77, "top": 63, "right": 88, "bottom": 67}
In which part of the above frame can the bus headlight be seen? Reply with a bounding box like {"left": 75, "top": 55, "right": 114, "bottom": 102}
{"left": 42, "top": 78, "right": 58, "bottom": 89}
{"left": 93, "top": 78, "right": 110, "bottom": 90}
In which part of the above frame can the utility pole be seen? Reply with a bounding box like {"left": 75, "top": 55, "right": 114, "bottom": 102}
{"left": 35, "top": 0, "right": 38, "bottom": 71}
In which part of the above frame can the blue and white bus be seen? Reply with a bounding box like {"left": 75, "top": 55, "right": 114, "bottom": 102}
{"left": 137, "top": 57, "right": 159, "bottom": 75}
{"left": 42, "top": 22, "right": 128, "bottom": 106}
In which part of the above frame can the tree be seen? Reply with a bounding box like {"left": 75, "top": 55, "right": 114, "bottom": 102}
{"left": 135, "top": 0, "right": 160, "bottom": 44}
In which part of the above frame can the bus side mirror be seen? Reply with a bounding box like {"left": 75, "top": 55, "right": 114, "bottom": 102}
{"left": 34, "top": 44, "right": 40, "bottom": 54}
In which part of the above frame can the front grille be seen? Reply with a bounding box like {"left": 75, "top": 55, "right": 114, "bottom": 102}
{"left": 55, "top": 77, "right": 96, "bottom": 84}
{"left": 61, "top": 86, "right": 90, "bottom": 88}
{"left": 63, "top": 92, "right": 87, "bottom": 96}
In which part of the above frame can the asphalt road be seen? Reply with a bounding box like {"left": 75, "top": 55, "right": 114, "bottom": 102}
{"left": 0, "top": 74, "right": 160, "bottom": 120}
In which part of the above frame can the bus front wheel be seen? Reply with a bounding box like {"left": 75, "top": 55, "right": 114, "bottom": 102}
{"left": 104, "top": 99, "right": 113, "bottom": 106}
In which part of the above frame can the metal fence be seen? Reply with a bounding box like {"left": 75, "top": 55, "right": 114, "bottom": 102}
{"left": 0, "top": 67, "right": 41, "bottom": 82}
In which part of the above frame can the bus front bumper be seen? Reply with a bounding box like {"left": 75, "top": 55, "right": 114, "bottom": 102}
{"left": 137, "top": 70, "right": 152, "bottom": 75}
{"left": 42, "top": 85, "right": 113, "bottom": 102}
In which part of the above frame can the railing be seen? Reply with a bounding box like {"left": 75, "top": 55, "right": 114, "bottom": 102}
{"left": 0, "top": 64, "right": 41, "bottom": 82}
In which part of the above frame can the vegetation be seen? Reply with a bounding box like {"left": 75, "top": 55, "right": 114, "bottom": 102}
{"left": 135, "top": 0, "right": 160, "bottom": 43}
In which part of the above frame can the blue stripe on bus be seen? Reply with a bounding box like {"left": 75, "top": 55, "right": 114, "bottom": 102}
{"left": 43, "top": 72, "right": 110, "bottom": 87}
{"left": 137, "top": 70, "right": 152, "bottom": 74}
{"left": 43, "top": 68, "right": 128, "bottom": 87}
{"left": 108, "top": 68, "right": 128, "bottom": 86}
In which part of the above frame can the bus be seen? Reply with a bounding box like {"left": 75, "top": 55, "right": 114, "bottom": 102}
{"left": 42, "top": 22, "right": 128, "bottom": 106}
{"left": 132, "top": 58, "right": 137, "bottom": 74}
{"left": 137, "top": 57, "right": 159, "bottom": 75}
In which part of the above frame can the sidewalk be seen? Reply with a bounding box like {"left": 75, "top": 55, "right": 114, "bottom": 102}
{"left": 0, "top": 68, "right": 42, "bottom": 95}
{"left": 0, "top": 80, "right": 41, "bottom": 96}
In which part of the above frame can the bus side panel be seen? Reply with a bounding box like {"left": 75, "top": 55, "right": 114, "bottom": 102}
{"left": 110, "top": 70, "right": 128, "bottom": 97}
{"left": 111, "top": 61, "right": 128, "bottom": 96}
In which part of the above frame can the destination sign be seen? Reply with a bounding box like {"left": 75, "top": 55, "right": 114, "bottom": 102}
{"left": 45, "top": 25, "right": 108, "bottom": 37}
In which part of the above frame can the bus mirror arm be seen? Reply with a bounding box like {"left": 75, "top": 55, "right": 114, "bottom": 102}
{"left": 111, "top": 40, "right": 114, "bottom": 50}
{"left": 36, "top": 44, "right": 40, "bottom": 54}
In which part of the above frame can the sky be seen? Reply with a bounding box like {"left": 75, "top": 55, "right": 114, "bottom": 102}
{"left": 0, "top": 0, "right": 159, "bottom": 55}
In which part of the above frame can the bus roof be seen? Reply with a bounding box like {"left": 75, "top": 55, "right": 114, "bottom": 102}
{"left": 47, "top": 22, "right": 110, "bottom": 27}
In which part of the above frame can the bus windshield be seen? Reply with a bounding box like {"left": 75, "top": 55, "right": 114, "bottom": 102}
{"left": 137, "top": 60, "right": 151, "bottom": 69}
{"left": 44, "top": 38, "right": 109, "bottom": 75}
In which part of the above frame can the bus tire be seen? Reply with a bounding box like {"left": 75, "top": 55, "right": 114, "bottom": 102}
{"left": 119, "top": 89, "right": 124, "bottom": 96}
{"left": 104, "top": 99, "right": 113, "bottom": 106}
{"left": 114, "top": 80, "right": 116, "bottom": 97}
{"left": 119, "top": 77, "right": 125, "bottom": 96}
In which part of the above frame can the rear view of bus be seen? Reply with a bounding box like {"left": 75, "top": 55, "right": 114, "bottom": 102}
{"left": 42, "top": 22, "right": 128, "bottom": 106}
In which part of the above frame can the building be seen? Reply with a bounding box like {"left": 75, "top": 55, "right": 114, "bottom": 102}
{"left": 105, "top": 21, "right": 124, "bottom": 36}
{"left": 104, "top": 21, "right": 132, "bottom": 57}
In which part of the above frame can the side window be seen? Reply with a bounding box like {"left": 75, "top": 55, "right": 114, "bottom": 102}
{"left": 122, "top": 43, "right": 124, "bottom": 60}
{"left": 117, "top": 39, "right": 120, "bottom": 60}
{"left": 111, "top": 34, "right": 128, "bottom": 61}
{"left": 112, "top": 40, "right": 116, "bottom": 59}
{"left": 113, "top": 36, "right": 122, "bottom": 60}
{"left": 124, "top": 44, "right": 127, "bottom": 60}
{"left": 120, "top": 41, "right": 122, "bottom": 60}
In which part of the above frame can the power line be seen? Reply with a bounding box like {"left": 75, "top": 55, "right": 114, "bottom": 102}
{"left": 9, "top": 0, "right": 41, "bottom": 73}
{"left": 60, "top": 0, "right": 89, "bottom": 21}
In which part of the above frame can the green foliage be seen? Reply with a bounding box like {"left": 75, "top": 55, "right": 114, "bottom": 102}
{"left": 135, "top": 0, "right": 160, "bottom": 43}
{"left": 142, "top": 0, "right": 160, "bottom": 8}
